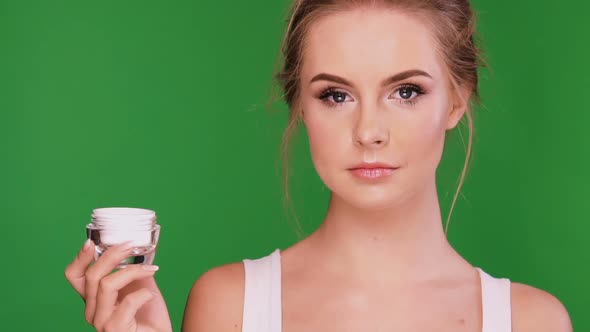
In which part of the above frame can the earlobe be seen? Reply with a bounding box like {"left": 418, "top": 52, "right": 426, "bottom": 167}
{"left": 446, "top": 87, "right": 471, "bottom": 130}
{"left": 446, "top": 104, "right": 465, "bottom": 130}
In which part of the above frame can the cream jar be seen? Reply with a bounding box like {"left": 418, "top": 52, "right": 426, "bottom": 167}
{"left": 86, "top": 207, "right": 160, "bottom": 266}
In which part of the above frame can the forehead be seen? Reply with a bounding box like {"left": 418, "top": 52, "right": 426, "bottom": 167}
{"left": 302, "top": 8, "right": 445, "bottom": 82}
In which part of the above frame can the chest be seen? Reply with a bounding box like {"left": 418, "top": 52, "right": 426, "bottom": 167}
{"left": 281, "top": 277, "right": 482, "bottom": 332}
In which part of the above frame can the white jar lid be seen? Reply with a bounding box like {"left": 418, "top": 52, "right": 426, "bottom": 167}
{"left": 91, "top": 207, "right": 158, "bottom": 246}
{"left": 93, "top": 207, "right": 155, "bottom": 219}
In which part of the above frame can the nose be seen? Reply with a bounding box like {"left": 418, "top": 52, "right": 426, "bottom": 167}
{"left": 353, "top": 104, "right": 389, "bottom": 149}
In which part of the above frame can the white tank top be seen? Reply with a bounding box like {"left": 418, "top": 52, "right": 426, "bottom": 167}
{"left": 242, "top": 249, "right": 512, "bottom": 332}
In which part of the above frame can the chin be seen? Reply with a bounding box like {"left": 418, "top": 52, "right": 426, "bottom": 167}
{"left": 332, "top": 185, "right": 405, "bottom": 211}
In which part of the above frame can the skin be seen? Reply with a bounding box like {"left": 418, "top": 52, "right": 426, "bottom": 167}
{"left": 66, "top": 7, "right": 573, "bottom": 332}
{"left": 64, "top": 240, "right": 173, "bottom": 332}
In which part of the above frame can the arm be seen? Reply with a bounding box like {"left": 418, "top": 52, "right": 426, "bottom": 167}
{"left": 511, "top": 282, "right": 573, "bottom": 332}
{"left": 181, "top": 262, "right": 245, "bottom": 332}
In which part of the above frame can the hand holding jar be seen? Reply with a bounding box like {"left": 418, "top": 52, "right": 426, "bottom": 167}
{"left": 64, "top": 208, "right": 172, "bottom": 332}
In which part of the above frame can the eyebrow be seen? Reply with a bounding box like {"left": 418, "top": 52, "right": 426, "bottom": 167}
{"left": 309, "top": 69, "right": 433, "bottom": 87}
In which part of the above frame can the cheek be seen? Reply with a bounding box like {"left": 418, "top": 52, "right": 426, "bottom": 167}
{"left": 399, "top": 103, "right": 448, "bottom": 171}
{"left": 304, "top": 110, "right": 348, "bottom": 173}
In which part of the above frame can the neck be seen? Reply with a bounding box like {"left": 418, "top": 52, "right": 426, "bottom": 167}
{"left": 308, "top": 180, "right": 465, "bottom": 283}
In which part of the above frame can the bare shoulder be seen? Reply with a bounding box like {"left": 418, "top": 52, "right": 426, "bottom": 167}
{"left": 181, "top": 261, "right": 245, "bottom": 332}
{"left": 511, "top": 281, "right": 572, "bottom": 332}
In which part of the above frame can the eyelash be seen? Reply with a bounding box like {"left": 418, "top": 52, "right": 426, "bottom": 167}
{"left": 317, "top": 83, "right": 427, "bottom": 108}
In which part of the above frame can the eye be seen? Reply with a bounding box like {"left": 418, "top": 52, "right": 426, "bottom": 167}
{"left": 390, "top": 84, "right": 426, "bottom": 106}
{"left": 318, "top": 88, "right": 353, "bottom": 107}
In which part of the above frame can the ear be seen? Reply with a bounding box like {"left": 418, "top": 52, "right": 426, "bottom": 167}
{"left": 446, "top": 84, "right": 472, "bottom": 130}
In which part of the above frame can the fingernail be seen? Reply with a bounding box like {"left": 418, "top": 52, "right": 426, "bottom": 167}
{"left": 142, "top": 265, "right": 159, "bottom": 272}
{"left": 83, "top": 239, "right": 92, "bottom": 251}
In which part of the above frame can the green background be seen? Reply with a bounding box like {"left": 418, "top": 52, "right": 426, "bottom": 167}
{"left": 0, "top": 0, "right": 587, "bottom": 330}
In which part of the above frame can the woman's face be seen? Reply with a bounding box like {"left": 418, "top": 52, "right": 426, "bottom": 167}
{"left": 299, "top": 8, "right": 468, "bottom": 210}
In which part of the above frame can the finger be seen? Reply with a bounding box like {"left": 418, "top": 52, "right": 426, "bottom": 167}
{"left": 93, "top": 264, "right": 159, "bottom": 330}
{"left": 84, "top": 242, "right": 135, "bottom": 325}
{"left": 104, "top": 288, "right": 155, "bottom": 332}
{"left": 64, "top": 239, "right": 95, "bottom": 297}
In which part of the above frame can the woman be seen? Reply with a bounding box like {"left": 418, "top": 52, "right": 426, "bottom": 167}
{"left": 65, "top": 0, "right": 573, "bottom": 331}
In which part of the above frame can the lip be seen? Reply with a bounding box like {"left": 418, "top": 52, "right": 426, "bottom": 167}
{"left": 348, "top": 162, "right": 398, "bottom": 180}
{"left": 348, "top": 162, "right": 397, "bottom": 170}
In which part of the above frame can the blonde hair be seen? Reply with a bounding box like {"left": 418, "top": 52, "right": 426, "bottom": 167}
{"left": 269, "top": 0, "right": 486, "bottom": 236}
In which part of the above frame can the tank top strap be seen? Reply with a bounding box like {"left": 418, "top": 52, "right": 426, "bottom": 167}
{"left": 476, "top": 267, "right": 512, "bottom": 332}
{"left": 242, "top": 249, "right": 282, "bottom": 332}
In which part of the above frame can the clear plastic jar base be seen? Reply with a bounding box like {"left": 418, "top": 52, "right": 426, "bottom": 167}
{"left": 94, "top": 246, "right": 157, "bottom": 268}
